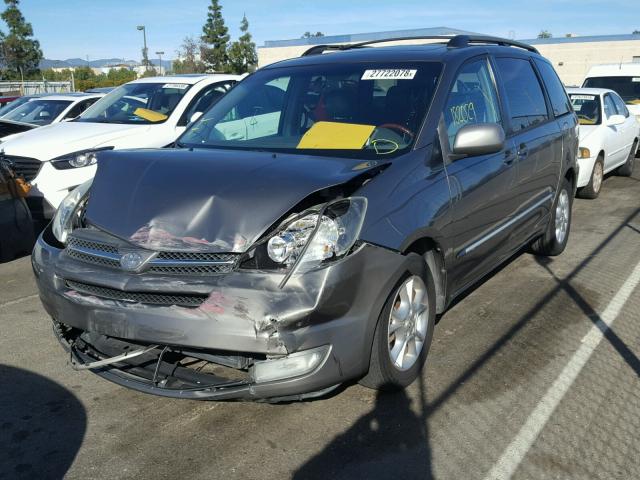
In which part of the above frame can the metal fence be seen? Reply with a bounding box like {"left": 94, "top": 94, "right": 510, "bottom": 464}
{"left": 0, "top": 81, "right": 73, "bottom": 96}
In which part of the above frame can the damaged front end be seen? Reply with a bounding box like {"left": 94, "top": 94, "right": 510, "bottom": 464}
{"left": 33, "top": 149, "right": 416, "bottom": 401}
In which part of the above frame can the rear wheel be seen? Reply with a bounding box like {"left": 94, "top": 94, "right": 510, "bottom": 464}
{"left": 577, "top": 156, "right": 604, "bottom": 199}
{"left": 531, "top": 177, "right": 572, "bottom": 256}
{"left": 617, "top": 140, "right": 637, "bottom": 177}
{"left": 360, "top": 262, "right": 436, "bottom": 390}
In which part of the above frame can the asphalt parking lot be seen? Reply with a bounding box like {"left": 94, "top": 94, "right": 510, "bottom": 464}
{"left": 1, "top": 162, "right": 639, "bottom": 480}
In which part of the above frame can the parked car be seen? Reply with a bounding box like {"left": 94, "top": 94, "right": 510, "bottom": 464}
{"left": 0, "top": 93, "right": 103, "bottom": 141}
{"left": 567, "top": 88, "right": 639, "bottom": 198}
{"left": 0, "top": 157, "right": 34, "bottom": 262}
{"left": 1, "top": 74, "right": 240, "bottom": 220}
{"left": 583, "top": 63, "right": 640, "bottom": 124}
{"left": 0, "top": 95, "right": 20, "bottom": 108}
{"left": 0, "top": 93, "right": 50, "bottom": 117}
{"left": 84, "top": 87, "right": 116, "bottom": 94}
{"left": 32, "top": 35, "right": 578, "bottom": 401}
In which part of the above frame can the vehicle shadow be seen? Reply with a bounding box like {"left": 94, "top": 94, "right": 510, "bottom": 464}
{"left": 293, "top": 376, "right": 433, "bottom": 480}
{"left": 0, "top": 365, "right": 86, "bottom": 479}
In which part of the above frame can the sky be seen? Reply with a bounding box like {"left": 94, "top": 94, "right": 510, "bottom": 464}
{"left": 5, "top": 0, "right": 640, "bottom": 61}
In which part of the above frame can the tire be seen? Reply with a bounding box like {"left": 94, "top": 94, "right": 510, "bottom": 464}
{"left": 617, "top": 140, "right": 637, "bottom": 177}
{"left": 577, "top": 156, "right": 604, "bottom": 199}
{"left": 359, "top": 259, "right": 436, "bottom": 390}
{"left": 531, "top": 177, "right": 572, "bottom": 257}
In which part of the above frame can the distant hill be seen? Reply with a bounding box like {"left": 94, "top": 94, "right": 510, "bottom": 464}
{"left": 40, "top": 58, "right": 172, "bottom": 70}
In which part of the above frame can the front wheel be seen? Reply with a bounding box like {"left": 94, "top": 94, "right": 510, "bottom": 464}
{"left": 360, "top": 263, "right": 436, "bottom": 390}
{"left": 577, "top": 156, "right": 603, "bottom": 199}
{"left": 531, "top": 177, "right": 572, "bottom": 256}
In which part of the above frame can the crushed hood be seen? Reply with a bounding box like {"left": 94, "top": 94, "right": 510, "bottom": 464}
{"left": 0, "top": 121, "right": 151, "bottom": 161}
{"left": 86, "top": 148, "right": 381, "bottom": 253}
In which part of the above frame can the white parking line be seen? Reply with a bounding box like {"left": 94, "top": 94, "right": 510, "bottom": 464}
{"left": 0, "top": 294, "right": 39, "bottom": 309}
{"left": 483, "top": 260, "right": 640, "bottom": 480}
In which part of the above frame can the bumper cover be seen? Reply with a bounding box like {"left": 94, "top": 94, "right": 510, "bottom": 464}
{"left": 33, "top": 233, "right": 423, "bottom": 400}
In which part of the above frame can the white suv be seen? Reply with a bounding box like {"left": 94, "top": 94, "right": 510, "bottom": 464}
{"left": 1, "top": 74, "right": 240, "bottom": 219}
{"left": 583, "top": 63, "right": 640, "bottom": 121}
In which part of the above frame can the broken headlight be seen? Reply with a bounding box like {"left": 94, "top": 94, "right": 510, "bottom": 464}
{"left": 244, "top": 197, "right": 367, "bottom": 273}
{"left": 52, "top": 179, "right": 92, "bottom": 244}
{"left": 51, "top": 147, "right": 113, "bottom": 170}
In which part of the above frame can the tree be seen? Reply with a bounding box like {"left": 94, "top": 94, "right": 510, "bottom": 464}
{"left": 227, "top": 14, "right": 257, "bottom": 74}
{"left": 200, "top": 0, "right": 229, "bottom": 72}
{"left": 172, "top": 36, "right": 207, "bottom": 74}
{"left": 633, "top": 29, "right": 640, "bottom": 35}
{"left": 141, "top": 46, "right": 150, "bottom": 69}
{"left": 0, "top": 0, "right": 43, "bottom": 79}
{"left": 140, "top": 67, "right": 158, "bottom": 78}
{"left": 302, "top": 32, "right": 324, "bottom": 39}
{"left": 537, "top": 30, "right": 553, "bottom": 39}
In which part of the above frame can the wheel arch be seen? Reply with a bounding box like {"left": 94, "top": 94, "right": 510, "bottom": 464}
{"left": 401, "top": 236, "right": 447, "bottom": 314}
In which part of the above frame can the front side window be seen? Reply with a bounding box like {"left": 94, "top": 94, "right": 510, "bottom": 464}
{"left": 583, "top": 76, "right": 640, "bottom": 104}
{"left": 179, "top": 81, "right": 235, "bottom": 126}
{"left": 534, "top": 59, "right": 571, "bottom": 117}
{"left": 3, "top": 99, "right": 72, "bottom": 125}
{"left": 64, "top": 98, "right": 99, "bottom": 119}
{"left": 495, "top": 57, "right": 548, "bottom": 132}
{"left": 569, "top": 94, "right": 601, "bottom": 125}
{"left": 77, "top": 82, "right": 191, "bottom": 125}
{"left": 603, "top": 94, "right": 617, "bottom": 118}
{"left": 611, "top": 93, "right": 630, "bottom": 117}
{"left": 179, "top": 62, "right": 443, "bottom": 159}
{"left": 442, "top": 58, "right": 501, "bottom": 148}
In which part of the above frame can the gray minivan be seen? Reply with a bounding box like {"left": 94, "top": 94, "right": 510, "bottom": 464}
{"left": 33, "top": 35, "right": 578, "bottom": 401}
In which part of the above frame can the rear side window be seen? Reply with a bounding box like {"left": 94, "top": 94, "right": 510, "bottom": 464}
{"left": 611, "top": 94, "right": 629, "bottom": 117}
{"left": 534, "top": 59, "right": 571, "bottom": 116}
{"left": 443, "top": 58, "right": 501, "bottom": 148}
{"left": 495, "top": 58, "right": 548, "bottom": 132}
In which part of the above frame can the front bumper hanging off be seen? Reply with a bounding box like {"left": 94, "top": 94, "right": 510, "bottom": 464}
{"left": 34, "top": 232, "right": 423, "bottom": 401}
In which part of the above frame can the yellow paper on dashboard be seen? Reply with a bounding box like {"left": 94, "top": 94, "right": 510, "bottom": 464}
{"left": 297, "top": 121, "right": 375, "bottom": 150}
{"left": 133, "top": 108, "right": 168, "bottom": 122}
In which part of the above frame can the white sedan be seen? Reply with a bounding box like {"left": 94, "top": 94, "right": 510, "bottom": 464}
{"left": 0, "top": 74, "right": 240, "bottom": 219}
{"left": 567, "top": 88, "right": 639, "bottom": 199}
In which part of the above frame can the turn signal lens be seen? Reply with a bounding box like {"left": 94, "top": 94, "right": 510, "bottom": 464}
{"left": 578, "top": 147, "right": 591, "bottom": 159}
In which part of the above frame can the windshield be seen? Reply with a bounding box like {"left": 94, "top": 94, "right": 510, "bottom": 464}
{"left": 570, "top": 94, "right": 601, "bottom": 125}
{"left": 77, "top": 82, "right": 191, "bottom": 124}
{"left": 3, "top": 99, "right": 72, "bottom": 125}
{"left": 583, "top": 76, "right": 640, "bottom": 104}
{"left": 0, "top": 96, "right": 32, "bottom": 117}
{"left": 179, "top": 62, "right": 442, "bottom": 158}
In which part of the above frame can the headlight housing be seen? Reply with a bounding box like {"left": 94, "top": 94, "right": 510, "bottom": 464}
{"left": 51, "top": 147, "right": 113, "bottom": 170}
{"left": 52, "top": 180, "right": 92, "bottom": 244}
{"left": 242, "top": 197, "right": 367, "bottom": 276}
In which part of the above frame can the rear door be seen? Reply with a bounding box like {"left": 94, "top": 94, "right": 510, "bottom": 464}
{"left": 440, "top": 56, "right": 518, "bottom": 294}
{"left": 492, "top": 56, "right": 561, "bottom": 248}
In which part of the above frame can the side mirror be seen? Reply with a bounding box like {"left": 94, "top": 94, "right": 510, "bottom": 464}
{"left": 607, "top": 114, "right": 625, "bottom": 126}
{"left": 189, "top": 111, "right": 204, "bottom": 124}
{"left": 452, "top": 123, "right": 506, "bottom": 157}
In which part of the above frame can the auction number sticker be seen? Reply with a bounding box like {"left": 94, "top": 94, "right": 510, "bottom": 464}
{"left": 361, "top": 69, "right": 417, "bottom": 80}
{"left": 162, "top": 83, "right": 189, "bottom": 89}
{"left": 571, "top": 95, "right": 596, "bottom": 100}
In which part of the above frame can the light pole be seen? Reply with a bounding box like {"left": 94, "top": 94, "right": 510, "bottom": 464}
{"left": 136, "top": 25, "right": 148, "bottom": 72}
{"left": 156, "top": 51, "right": 164, "bottom": 75}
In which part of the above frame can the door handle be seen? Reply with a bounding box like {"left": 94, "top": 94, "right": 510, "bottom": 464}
{"left": 503, "top": 150, "right": 516, "bottom": 165}
{"left": 517, "top": 144, "right": 529, "bottom": 159}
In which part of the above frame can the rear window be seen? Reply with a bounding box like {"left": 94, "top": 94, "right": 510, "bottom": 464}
{"left": 535, "top": 59, "right": 572, "bottom": 117}
{"left": 583, "top": 76, "right": 640, "bottom": 104}
{"left": 495, "top": 58, "right": 548, "bottom": 132}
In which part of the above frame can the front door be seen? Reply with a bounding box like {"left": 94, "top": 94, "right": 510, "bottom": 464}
{"left": 440, "top": 57, "right": 517, "bottom": 295}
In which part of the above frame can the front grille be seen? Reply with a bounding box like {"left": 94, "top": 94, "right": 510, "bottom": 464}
{"left": 65, "top": 233, "right": 240, "bottom": 276}
{"left": 5, "top": 156, "right": 42, "bottom": 182}
{"left": 65, "top": 280, "right": 208, "bottom": 308}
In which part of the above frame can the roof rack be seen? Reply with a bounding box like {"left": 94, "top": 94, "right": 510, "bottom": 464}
{"left": 301, "top": 34, "right": 539, "bottom": 57}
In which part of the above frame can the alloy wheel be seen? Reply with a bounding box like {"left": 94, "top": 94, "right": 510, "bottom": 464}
{"left": 387, "top": 275, "right": 429, "bottom": 371}
{"left": 555, "top": 190, "right": 570, "bottom": 245}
